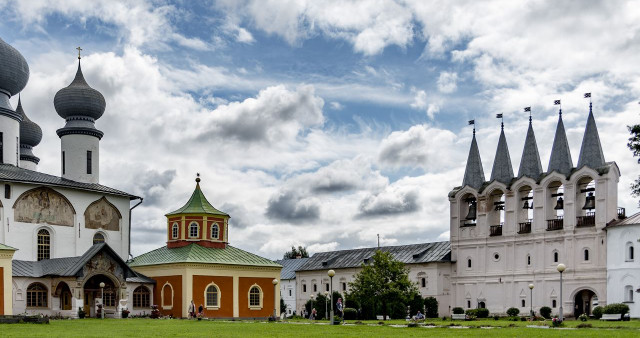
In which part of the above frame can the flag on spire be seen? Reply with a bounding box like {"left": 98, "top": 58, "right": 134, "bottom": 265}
{"left": 468, "top": 120, "right": 475, "bottom": 125}
{"left": 584, "top": 93, "right": 591, "bottom": 98}
{"left": 554, "top": 100, "right": 561, "bottom": 105}
{"left": 524, "top": 107, "right": 531, "bottom": 112}
{"left": 496, "top": 113, "right": 503, "bottom": 118}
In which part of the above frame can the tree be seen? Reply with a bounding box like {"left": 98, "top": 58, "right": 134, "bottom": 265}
{"left": 283, "top": 245, "right": 309, "bottom": 259}
{"left": 348, "top": 250, "right": 417, "bottom": 320}
{"left": 280, "top": 298, "right": 287, "bottom": 316}
{"left": 628, "top": 123, "right": 640, "bottom": 205}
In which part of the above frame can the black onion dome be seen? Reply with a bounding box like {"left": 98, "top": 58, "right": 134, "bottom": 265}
{"left": 54, "top": 62, "right": 106, "bottom": 120}
{"left": 0, "top": 37, "right": 29, "bottom": 96}
{"left": 17, "top": 98, "right": 42, "bottom": 147}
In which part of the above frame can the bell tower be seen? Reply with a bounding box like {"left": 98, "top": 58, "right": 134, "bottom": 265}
{"left": 0, "top": 37, "right": 29, "bottom": 167}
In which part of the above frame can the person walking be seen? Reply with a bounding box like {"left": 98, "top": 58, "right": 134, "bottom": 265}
{"left": 188, "top": 300, "right": 196, "bottom": 319}
{"left": 336, "top": 298, "right": 344, "bottom": 319}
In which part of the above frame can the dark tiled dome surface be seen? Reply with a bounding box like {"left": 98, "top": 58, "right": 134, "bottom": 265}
{"left": 17, "top": 98, "right": 42, "bottom": 147}
{"left": 0, "top": 37, "right": 29, "bottom": 96}
{"left": 54, "top": 62, "right": 105, "bottom": 120}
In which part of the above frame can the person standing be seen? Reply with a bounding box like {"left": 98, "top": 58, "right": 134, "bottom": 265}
{"left": 336, "top": 298, "right": 344, "bottom": 319}
{"left": 188, "top": 300, "right": 196, "bottom": 319}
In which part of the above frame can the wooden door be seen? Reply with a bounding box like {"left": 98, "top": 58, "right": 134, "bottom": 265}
{"left": 84, "top": 291, "right": 93, "bottom": 317}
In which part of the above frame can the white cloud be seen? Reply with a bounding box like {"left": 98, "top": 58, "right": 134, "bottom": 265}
{"left": 437, "top": 71, "right": 458, "bottom": 93}
{"left": 329, "top": 101, "right": 344, "bottom": 110}
{"left": 378, "top": 124, "right": 459, "bottom": 170}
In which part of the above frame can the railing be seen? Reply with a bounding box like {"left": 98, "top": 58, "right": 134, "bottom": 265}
{"left": 618, "top": 207, "right": 626, "bottom": 219}
{"left": 546, "top": 216, "right": 563, "bottom": 231}
{"left": 576, "top": 212, "right": 596, "bottom": 227}
{"left": 490, "top": 224, "right": 503, "bottom": 236}
{"left": 518, "top": 220, "right": 532, "bottom": 234}
{"left": 460, "top": 221, "right": 476, "bottom": 227}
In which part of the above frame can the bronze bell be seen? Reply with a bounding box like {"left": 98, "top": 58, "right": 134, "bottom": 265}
{"left": 465, "top": 201, "right": 477, "bottom": 220}
{"left": 554, "top": 197, "right": 564, "bottom": 210}
{"left": 582, "top": 192, "right": 596, "bottom": 210}
{"left": 522, "top": 200, "right": 533, "bottom": 209}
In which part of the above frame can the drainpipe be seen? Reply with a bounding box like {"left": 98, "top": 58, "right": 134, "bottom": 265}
{"left": 129, "top": 197, "right": 143, "bottom": 260}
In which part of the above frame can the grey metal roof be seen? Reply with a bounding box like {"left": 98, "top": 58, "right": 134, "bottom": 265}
{"left": 275, "top": 258, "right": 310, "bottom": 280}
{"left": 518, "top": 119, "right": 543, "bottom": 180}
{"left": 462, "top": 132, "right": 485, "bottom": 190}
{"left": 17, "top": 97, "right": 42, "bottom": 147}
{"left": 490, "top": 126, "right": 514, "bottom": 184}
{"left": 606, "top": 211, "right": 640, "bottom": 229}
{"left": 547, "top": 111, "right": 573, "bottom": 176}
{"left": 13, "top": 243, "right": 147, "bottom": 283}
{"left": 54, "top": 61, "right": 105, "bottom": 121}
{"left": 297, "top": 241, "right": 451, "bottom": 272}
{"left": 126, "top": 272, "right": 157, "bottom": 284}
{"left": 0, "top": 37, "right": 29, "bottom": 96}
{"left": 0, "top": 164, "right": 139, "bottom": 199}
{"left": 577, "top": 104, "right": 605, "bottom": 170}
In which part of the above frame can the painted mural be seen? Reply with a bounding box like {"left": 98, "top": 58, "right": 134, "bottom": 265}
{"left": 84, "top": 197, "right": 121, "bottom": 231}
{"left": 13, "top": 187, "right": 75, "bottom": 226}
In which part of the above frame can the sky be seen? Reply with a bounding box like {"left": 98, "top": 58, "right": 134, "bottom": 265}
{"left": 1, "top": 0, "right": 639, "bottom": 259}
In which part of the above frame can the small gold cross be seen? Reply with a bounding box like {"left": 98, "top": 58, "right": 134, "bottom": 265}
{"left": 76, "top": 46, "right": 82, "bottom": 59}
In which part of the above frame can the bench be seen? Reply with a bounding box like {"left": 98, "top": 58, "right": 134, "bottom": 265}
{"left": 600, "top": 314, "right": 621, "bottom": 321}
{"left": 451, "top": 314, "right": 466, "bottom": 320}
{"left": 376, "top": 315, "right": 390, "bottom": 320}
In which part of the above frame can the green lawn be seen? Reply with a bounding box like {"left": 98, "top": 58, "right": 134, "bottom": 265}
{"left": 0, "top": 318, "right": 639, "bottom": 337}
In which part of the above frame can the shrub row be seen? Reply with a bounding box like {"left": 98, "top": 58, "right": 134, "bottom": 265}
{"left": 465, "top": 308, "right": 489, "bottom": 318}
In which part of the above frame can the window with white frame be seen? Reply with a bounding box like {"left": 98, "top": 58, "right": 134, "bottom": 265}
{"left": 206, "top": 284, "right": 220, "bottom": 308}
{"left": 626, "top": 242, "right": 634, "bottom": 261}
{"left": 211, "top": 223, "right": 219, "bottom": 239}
{"left": 172, "top": 223, "right": 179, "bottom": 239}
{"left": 584, "top": 249, "right": 590, "bottom": 261}
{"left": 553, "top": 251, "right": 559, "bottom": 263}
{"left": 189, "top": 222, "right": 199, "bottom": 238}
{"left": 249, "top": 285, "right": 262, "bottom": 308}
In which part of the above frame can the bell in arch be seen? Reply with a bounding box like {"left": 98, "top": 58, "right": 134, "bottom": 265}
{"left": 554, "top": 197, "right": 564, "bottom": 210}
{"left": 582, "top": 192, "right": 596, "bottom": 210}
{"left": 465, "top": 201, "right": 477, "bottom": 220}
{"left": 522, "top": 200, "right": 531, "bottom": 209}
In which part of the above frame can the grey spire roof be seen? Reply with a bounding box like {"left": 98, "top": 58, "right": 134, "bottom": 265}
{"left": 462, "top": 130, "right": 485, "bottom": 190}
{"left": 547, "top": 110, "right": 573, "bottom": 175}
{"left": 518, "top": 118, "right": 542, "bottom": 179}
{"left": 17, "top": 97, "right": 42, "bottom": 164}
{"left": 577, "top": 103, "right": 605, "bottom": 169}
{"left": 54, "top": 60, "right": 105, "bottom": 139}
{"left": 490, "top": 124, "right": 514, "bottom": 184}
{"left": 0, "top": 37, "right": 29, "bottom": 122}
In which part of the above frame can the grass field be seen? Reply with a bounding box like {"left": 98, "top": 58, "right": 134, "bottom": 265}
{"left": 1, "top": 318, "right": 640, "bottom": 337}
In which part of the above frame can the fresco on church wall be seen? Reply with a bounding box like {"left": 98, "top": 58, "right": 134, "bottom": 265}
{"left": 84, "top": 197, "right": 121, "bottom": 231}
{"left": 13, "top": 187, "right": 75, "bottom": 226}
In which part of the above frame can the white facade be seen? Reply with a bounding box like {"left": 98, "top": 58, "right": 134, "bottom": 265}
{"left": 0, "top": 181, "right": 131, "bottom": 261}
{"left": 606, "top": 217, "right": 640, "bottom": 318}
{"left": 280, "top": 279, "right": 296, "bottom": 316}
{"left": 296, "top": 262, "right": 452, "bottom": 317}
{"left": 61, "top": 134, "right": 100, "bottom": 184}
{"left": 0, "top": 115, "right": 20, "bottom": 167}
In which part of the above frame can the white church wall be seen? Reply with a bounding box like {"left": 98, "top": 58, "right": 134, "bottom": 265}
{"left": 279, "top": 279, "right": 296, "bottom": 316}
{"left": 607, "top": 224, "right": 640, "bottom": 318}
{"left": 0, "top": 116, "right": 20, "bottom": 167}
{"left": 1, "top": 181, "right": 131, "bottom": 261}
{"left": 61, "top": 134, "right": 100, "bottom": 184}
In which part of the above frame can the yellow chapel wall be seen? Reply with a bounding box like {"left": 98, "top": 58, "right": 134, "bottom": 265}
{"left": 0, "top": 248, "right": 16, "bottom": 315}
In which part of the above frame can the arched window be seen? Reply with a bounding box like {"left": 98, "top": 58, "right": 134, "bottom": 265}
{"left": 93, "top": 233, "right": 105, "bottom": 245}
{"left": 625, "top": 285, "right": 634, "bottom": 302}
{"left": 206, "top": 284, "right": 220, "bottom": 308}
{"left": 626, "top": 242, "right": 634, "bottom": 261}
{"left": 527, "top": 255, "right": 531, "bottom": 266}
{"left": 552, "top": 299, "right": 557, "bottom": 308}
{"left": 584, "top": 249, "right": 590, "bottom": 261}
{"left": 211, "top": 223, "right": 219, "bottom": 239}
{"left": 189, "top": 222, "right": 199, "bottom": 238}
{"left": 162, "top": 282, "right": 173, "bottom": 309}
{"left": 467, "top": 258, "right": 472, "bottom": 268}
{"left": 133, "top": 286, "right": 150, "bottom": 308}
{"left": 249, "top": 285, "right": 262, "bottom": 308}
{"left": 27, "top": 283, "right": 48, "bottom": 308}
{"left": 172, "top": 223, "right": 179, "bottom": 239}
{"left": 553, "top": 251, "right": 559, "bottom": 263}
{"left": 521, "top": 299, "right": 526, "bottom": 307}
{"left": 37, "top": 229, "right": 50, "bottom": 261}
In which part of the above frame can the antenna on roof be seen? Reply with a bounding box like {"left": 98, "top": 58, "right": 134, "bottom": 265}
{"left": 377, "top": 234, "right": 380, "bottom": 248}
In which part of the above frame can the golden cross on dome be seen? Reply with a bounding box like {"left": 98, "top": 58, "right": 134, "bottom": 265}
{"left": 76, "top": 46, "right": 82, "bottom": 59}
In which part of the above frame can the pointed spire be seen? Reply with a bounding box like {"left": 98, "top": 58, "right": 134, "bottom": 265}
{"left": 577, "top": 102, "right": 605, "bottom": 169}
{"left": 547, "top": 109, "right": 573, "bottom": 175}
{"left": 490, "top": 123, "right": 514, "bottom": 184}
{"left": 462, "top": 125, "right": 485, "bottom": 190}
{"left": 518, "top": 115, "right": 542, "bottom": 179}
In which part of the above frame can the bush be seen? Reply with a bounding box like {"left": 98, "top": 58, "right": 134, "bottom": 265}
{"left": 493, "top": 315, "right": 499, "bottom": 320}
{"left": 539, "top": 306, "right": 552, "bottom": 319}
{"left": 424, "top": 297, "right": 439, "bottom": 318}
{"left": 465, "top": 309, "right": 477, "bottom": 317}
{"left": 506, "top": 307, "right": 520, "bottom": 317}
{"left": 475, "top": 308, "right": 489, "bottom": 318}
{"left": 577, "top": 323, "right": 592, "bottom": 329}
{"left": 592, "top": 306, "right": 603, "bottom": 319}
{"left": 407, "top": 294, "right": 424, "bottom": 317}
{"left": 388, "top": 302, "right": 407, "bottom": 319}
{"left": 603, "top": 303, "right": 630, "bottom": 315}
{"left": 343, "top": 308, "right": 357, "bottom": 320}
{"left": 452, "top": 307, "right": 465, "bottom": 314}
{"left": 578, "top": 313, "right": 588, "bottom": 322}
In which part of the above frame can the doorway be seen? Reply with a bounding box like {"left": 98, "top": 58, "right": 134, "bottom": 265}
{"left": 574, "top": 289, "right": 596, "bottom": 318}
{"left": 83, "top": 275, "right": 118, "bottom": 318}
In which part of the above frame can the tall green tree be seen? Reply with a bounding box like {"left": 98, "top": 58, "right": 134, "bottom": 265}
{"left": 283, "top": 245, "right": 309, "bottom": 259}
{"left": 348, "top": 250, "right": 417, "bottom": 320}
{"left": 629, "top": 123, "right": 640, "bottom": 205}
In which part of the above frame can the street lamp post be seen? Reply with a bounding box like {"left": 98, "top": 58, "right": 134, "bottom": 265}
{"left": 310, "top": 294, "right": 315, "bottom": 320}
{"left": 272, "top": 279, "right": 279, "bottom": 320}
{"left": 324, "top": 291, "right": 329, "bottom": 320}
{"left": 99, "top": 282, "right": 105, "bottom": 319}
{"left": 529, "top": 284, "right": 534, "bottom": 318}
{"left": 328, "top": 269, "right": 335, "bottom": 324}
{"left": 557, "top": 263, "right": 566, "bottom": 321}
